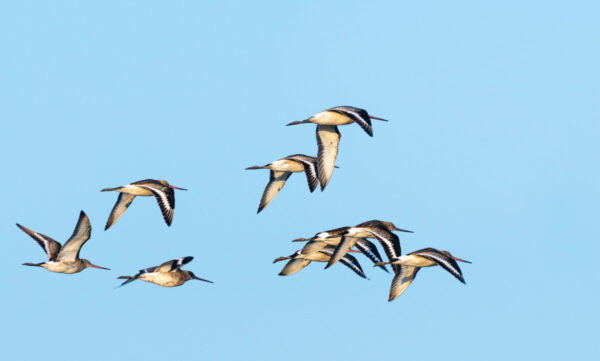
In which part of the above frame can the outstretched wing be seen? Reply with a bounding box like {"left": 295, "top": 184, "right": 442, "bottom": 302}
{"left": 105, "top": 193, "right": 136, "bottom": 230}
{"left": 316, "top": 125, "right": 341, "bottom": 191}
{"left": 155, "top": 256, "right": 194, "bottom": 273}
{"left": 138, "top": 185, "right": 176, "bottom": 226}
{"left": 355, "top": 238, "right": 389, "bottom": 273}
{"left": 16, "top": 223, "right": 61, "bottom": 261}
{"left": 278, "top": 258, "right": 312, "bottom": 276}
{"left": 325, "top": 236, "right": 359, "bottom": 269}
{"left": 388, "top": 265, "right": 420, "bottom": 302}
{"left": 257, "top": 170, "right": 291, "bottom": 213}
{"left": 57, "top": 211, "right": 92, "bottom": 262}
{"left": 328, "top": 106, "right": 373, "bottom": 136}
{"left": 319, "top": 247, "right": 366, "bottom": 279}
{"left": 364, "top": 227, "right": 402, "bottom": 272}
{"left": 286, "top": 155, "right": 319, "bottom": 192}
{"left": 411, "top": 249, "right": 465, "bottom": 283}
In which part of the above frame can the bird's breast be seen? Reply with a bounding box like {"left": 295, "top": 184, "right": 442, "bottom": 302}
{"left": 140, "top": 272, "right": 186, "bottom": 287}
{"left": 43, "top": 261, "right": 84, "bottom": 274}
{"left": 269, "top": 159, "right": 305, "bottom": 173}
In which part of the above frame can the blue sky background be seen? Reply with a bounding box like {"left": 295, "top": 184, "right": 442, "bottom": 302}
{"left": 1, "top": 1, "right": 598, "bottom": 360}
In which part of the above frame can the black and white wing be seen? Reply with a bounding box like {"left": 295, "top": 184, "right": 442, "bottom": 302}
{"left": 319, "top": 247, "right": 367, "bottom": 279}
{"left": 257, "top": 170, "right": 291, "bottom": 213}
{"left": 155, "top": 256, "right": 194, "bottom": 273}
{"left": 355, "top": 238, "right": 389, "bottom": 273}
{"left": 328, "top": 106, "right": 373, "bottom": 136}
{"left": 316, "top": 125, "right": 341, "bottom": 191}
{"left": 325, "top": 236, "right": 359, "bottom": 269}
{"left": 16, "top": 223, "right": 61, "bottom": 261}
{"left": 57, "top": 211, "right": 92, "bottom": 262}
{"left": 364, "top": 227, "right": 402, "bottom": 273}
{"left": 105, "top": 193, "right": 136, "bottom": 230}
{"left": 286, "top": 154, "right": 319, "bottom": 192}
{"left": 411, "top": 248, "right": 465, "bottom": 283}
{"left": 138, "top": 184, "right": 176, "bottom": 226}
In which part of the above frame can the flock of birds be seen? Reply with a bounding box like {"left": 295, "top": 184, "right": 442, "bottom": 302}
{"left": 17, "top": 105, "right": 470, "bottom": 301}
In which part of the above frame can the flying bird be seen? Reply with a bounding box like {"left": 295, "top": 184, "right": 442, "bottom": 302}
{"left": 117, "top": 256, "right": 213, "bottom": 287}
{"left": 101, "top": 179, "right": 187, "bottom": 229}
{"left": 287, "top": 106, "right": 388, "bottom": 190}
{"left": 292, "top": 226, "right": 390, "bottom": 273}
{"left": 325, "top": 220, "right": 412, "bottom": 270}
{"left": 246, "top": 154, "right": 319, "bottom": 213}
{"left": 273, "top": 244, "right": 367, "bottom": 279}
{"left": 17, "top": 211, "right": 109, "bottom": 274}
{"left": 374, "top": 248, "right": 471, "bottom": 302}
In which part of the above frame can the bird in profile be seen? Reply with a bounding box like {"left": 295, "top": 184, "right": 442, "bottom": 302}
{"left": 273, "top": 244, "right": 367, "bottom": 279}
{"left": 246, "top": 154, "right": 319, "bottom": 213}
{"left": 287, "top": 106, "right": 388, "bottom": 190}
{"left": 17, "top": 211, "right": 109, "bottom": 274}
{"left": 101, "top": 179, "right": 187, "bottom": 230}
{"left": 292, "top": 226, "right": 390, "bottom": 273}
{"left": 117, "top": 256, "right": 213, "bottom": 287}
{"left": 325, "top": 220, "right": 412, "bottom": 270}
{"left": 374, "top": 248, "right": 471, "bottom": 301}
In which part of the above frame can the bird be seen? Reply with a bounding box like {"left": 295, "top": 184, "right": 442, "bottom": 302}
{"left": 373, "top": 248, "right": 471, "bottom": 301}
{"left": 287, "top": 106, "right": 388, "bottom": 190}
{"left": 17, "top": 211, "right": 109, "bottom": 274}
{"left": 273, "top": 244, "right": 367, "bottom": 279}
{"left": 292, "top": 226, "right": 390, "bottom": 273}
{"left": 101, "top": 179, "right": 187, "bottom": 230}
{"left": 325, "top": 220, "right": 412, "bottom": 270}
{"left": 117, "top": 256, "right": 213, "bottom": 287}
{"left": 246, "top": 154, "right": 319, "bottom": 213}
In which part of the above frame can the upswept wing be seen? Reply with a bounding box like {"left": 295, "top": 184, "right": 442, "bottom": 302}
{"left": 57, "top": 211, "right": 92, "bottom": 262}
{"left": 155, "top": 256, "right": 194, "bottom": 273}
{"left": 16, "top": 223, "right": 61, "bottom": 261}
{"left": 355, "top": 238, "right": 389, "bottom": 273}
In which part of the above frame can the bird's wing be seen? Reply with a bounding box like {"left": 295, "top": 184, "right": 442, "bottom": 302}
{"left": 355, "top": 238, "right": 389, "bottom": 273}
{"left": 57, "top": 211, "right": 92, "bottom": 262}
{"left": 319, "top": 247, "right": 366, "bottom": 279}
{"left": 316, "top": 125, "right": 340, "bottom": 190}
{"left": 328, "top": 106, "right": 373, "bottom": 136}
{"left": 325, "top": 236, "right": 359, "bottom": 269}
{"left": 257, "top": 170, "right": 291, "bottom": 213}
{"left": 16, "top": 224, "right": 61, "bottom": 261}
{"left": 286, "top": 155, "right": 319, "bottom": 192}
{"left": 411, "top": 249, "right": 465, "bottom": 283}
{"left": 278, "top": 258, "right": 312, "bottom": 276}
{"left": 138, "top": 184, "right": 176, "bottom": 226}
{"left": 300, "top": 240, "right": 327, "bottom": 255}
{"left": 155, "top": 256, "right": 194, "bottom": 273}
{"left": 104, "top": 193, "right": 136, "bottom": 230}
{"left": 388, "top": 265, "right": 420, "bottom": 301}
{"left": 364, "top": 227, "right": 402, "bottom": 267}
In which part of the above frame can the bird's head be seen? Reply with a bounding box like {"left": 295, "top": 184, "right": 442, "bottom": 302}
{"left": 440, "top": 251, "right": 471, "bottom": 264}
{"left": 158, "top": 180, "right": 187, "bottom": 191}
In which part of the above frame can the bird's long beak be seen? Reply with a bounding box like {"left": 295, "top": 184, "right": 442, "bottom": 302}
{"left": 348, "top": 249, "right": 362, "bottom": 253}
{"left": 373, "top": 261, "right": 389, "bottom": 267}
{"left": 452, "top": 256, "right": 472, "bottom": 264}
{"left": 88, "top": 263, "right": 110, "bottom": 270}
{"left": 394, "top": 226, "right": 413, "bottom": 233}
{"left": 193, "top": 275, "right": 214, "bottom": 283}
{"left": 169, "top": 185, "right": 187, "bottom": 191}
{"left": 292, "top": 238, "right": 307, "bottom": 242}
{"left": 246, "top": 165, "right": 265, "bottom": 170}
{"left": 369, "top": 116, "right": 388, "bottom": 122}
{"left": 286, "top": 119, "right": 311, "bottom": 126}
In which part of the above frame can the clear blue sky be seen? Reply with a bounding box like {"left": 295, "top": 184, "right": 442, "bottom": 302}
{"left": 1, "top": 1, "right": 598, "bottom": 360}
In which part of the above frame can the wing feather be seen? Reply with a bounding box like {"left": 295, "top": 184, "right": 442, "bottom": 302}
{"left": 411, "top": 249, "right": 465, "bottom": 283}
{"left": 316, "top": 125, "right": 340, "bottom": 190}
{"left": 388, "top": 265, "right": 420, "bottom": 301}
{"left": 57, "top": 211, "right": 92, "bottom": 262}
{"left": 16, "top": 224, "right": 61, "bottom": 261}
{"left": 138, "top": 185, "right": 176, "bottom": 226}
{"left": 257, "top": 171, "right": 291, "bottom": 213}
{"left": 105, "top": 193, "right": 136, "bottom": 230}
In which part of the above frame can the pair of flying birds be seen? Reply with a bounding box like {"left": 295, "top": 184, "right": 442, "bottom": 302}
{"left": 17, "top": 179, "right": 212, "bottom": 287}
{"left": 274, "top": 220, "right": 470, "bottom": 301}
{"left": 247, "top": 106, "right": 388, "bottom": 213}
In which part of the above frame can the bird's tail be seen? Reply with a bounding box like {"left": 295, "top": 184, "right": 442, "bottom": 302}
{"left": 101, "top": 187, "right": 118, "bottom": 192}
{"left": 116, "top": 276, "right": 137, "bottom": 287}
{"left": 286, "top": 119, "right": 312, "bottom": 126}
{"left": 246, "top": 166, "right": 267, "bottom": 170}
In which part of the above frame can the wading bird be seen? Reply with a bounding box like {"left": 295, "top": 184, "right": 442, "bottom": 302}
{"left": 246, "top": 154, "right": 319, "bottom": 213}
{"left": 287, "top": 106, "right": 388, "bottom": 190}
{"left": 117, "top": 256, "right": 213, "bottom": 287}
{"left": 102, "top": 179, "right": 187, "bottom": 229}
{"left": 374, "top": 248, "right": 471, "bottom": 301}
{"left": 17, "top": 211, "right": 109, "bottom": 274}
